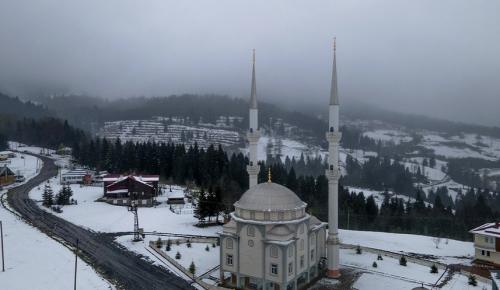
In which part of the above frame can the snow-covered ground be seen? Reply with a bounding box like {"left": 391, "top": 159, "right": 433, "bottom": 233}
{"left": 0, "top": 151, "right": 112, "bottom": 290}
{"left": 29, "top": 180, "right": 221, "bottom": 236}
{"left": 163, "top": 242, "right": 220, "bottom": 276}
{"left": 340, "top": 229, "right": 473, "bottom": 265}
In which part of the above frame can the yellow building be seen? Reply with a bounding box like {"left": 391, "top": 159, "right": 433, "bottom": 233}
{"left": 470, "top": 222, "right": 500, "bottom": 265}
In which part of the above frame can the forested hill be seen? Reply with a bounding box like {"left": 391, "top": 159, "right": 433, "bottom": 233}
{"left": 0, "top": 92, "right": 87, "bottom": 149}
{"left": 0, "top": 92, "right": 49, "bottom": 119}
{"left": 27, "top": 94, "right": 327, "bottom": 138}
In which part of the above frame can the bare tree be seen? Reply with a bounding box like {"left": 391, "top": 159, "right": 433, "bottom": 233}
{"left": 432, "top": 237, "right": 442, "bottom": 249}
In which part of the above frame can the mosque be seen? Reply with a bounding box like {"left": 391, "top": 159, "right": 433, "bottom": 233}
{"left": 219, "top": 41, "right": 342, "bottom": 290}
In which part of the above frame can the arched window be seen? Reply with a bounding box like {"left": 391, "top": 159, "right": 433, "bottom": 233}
{"left": 270, "top": 246, "right": 278, "bottom": 258}
{"left": 247, "top": 225, "right": 255, "bottom": 237}
{"left": 288, "top": 246, "right": 294, "bottom": 257}
{"left": 226, "top": 238, "right": 233, "bottom": 249}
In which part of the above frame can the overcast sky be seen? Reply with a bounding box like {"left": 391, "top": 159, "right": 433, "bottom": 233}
{"left": 0, "top": 0, "right": 499, "bottom": 125}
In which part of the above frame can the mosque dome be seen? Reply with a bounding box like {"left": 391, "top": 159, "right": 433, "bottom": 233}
{"left": 234, "top": 182, "right": 307, "bottom": 222}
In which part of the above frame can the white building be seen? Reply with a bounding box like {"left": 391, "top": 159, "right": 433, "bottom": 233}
{"left": 219, "top": 50, "right": 328, "bottom": 290}
{"left": 470, "top": 222, "right": 500, "bottom": 265}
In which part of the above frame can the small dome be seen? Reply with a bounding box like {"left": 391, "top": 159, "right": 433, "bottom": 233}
{"left": 235, "top": 182, "right": 306, "bottom": 211}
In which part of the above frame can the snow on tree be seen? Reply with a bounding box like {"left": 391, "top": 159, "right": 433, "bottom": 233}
{"left": 468, "top": 274, "right": 477, "bottom": 286}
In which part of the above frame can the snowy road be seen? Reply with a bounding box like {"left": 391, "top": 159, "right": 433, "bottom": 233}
{"left": 5, "top": 153, "right": 194, "bottom": 290}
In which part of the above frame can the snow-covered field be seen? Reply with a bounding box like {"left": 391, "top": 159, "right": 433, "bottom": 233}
{"left": 363, "top": 130, "right": 413, "bottom": 144}
{"left": 340, "top": 229, "right": 473, "bottom": 265}
{"left": 163, "top": 242, "right": 220, "bottom": 276}
{"left": 0, "top": 151, "right": 111, "bottom": 290}
{"left": 29, "top": 180, "right": 221, "bottom": 236}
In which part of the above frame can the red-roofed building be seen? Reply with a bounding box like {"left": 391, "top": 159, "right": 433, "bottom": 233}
{"left": 470, "top": 222, "right": 500, "bottom": 265}
{"left": 103, "top": 174, "right": 159, "bottom": 207}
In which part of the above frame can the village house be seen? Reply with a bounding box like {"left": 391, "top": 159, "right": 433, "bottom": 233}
{"left": 103, "top": 174, "right": 159, "bottom": 206}
{"left": 470, "top": 222, "right": 500, "bottom": 266}
{"left": 61, "top": 169, "right": 93, "bottom": 184}
{"left": 0, "top": 165, "right": 16, "bottom": 186}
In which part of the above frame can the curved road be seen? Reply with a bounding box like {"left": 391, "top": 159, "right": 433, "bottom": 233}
{"left": 5, "top": 153, "right": 194, "bottom": 290}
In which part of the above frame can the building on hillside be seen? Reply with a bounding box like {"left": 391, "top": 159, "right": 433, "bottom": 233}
{"left": 61, "top": 169, "right": 94, "bottom": 184}
{"left": 0, "top": 166, "right": 16, "bottom": 186}
{"left": 470, "top": 222, "right": 500, "bottom": 265}
{"left": 219, "top": 50, "right": 328, "bottom": 290}
{"left": 103, "top": 174, "right": 159, "bottom": 206}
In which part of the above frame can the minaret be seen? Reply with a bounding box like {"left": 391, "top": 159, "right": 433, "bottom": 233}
{"left": 326, "top": 38, "right": 342, "bottom": 278}
{"left": 247, "top": 49, "right": 260, "bottom": 188}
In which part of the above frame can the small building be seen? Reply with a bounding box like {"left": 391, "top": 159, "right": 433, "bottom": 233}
{"left": 0, "top": 166, "right": 16, "bottom": 186}
{"left": 166, "top": 188, "right": 186, "bottom": 205}
{"left": 103, "top": 174, "right": 159, "bottom": 207}
{"left": 61, "top": 169, "right": 93, "bottom": 184}
{"left": 470, "top": 222, "right": 500, "bottom": 266}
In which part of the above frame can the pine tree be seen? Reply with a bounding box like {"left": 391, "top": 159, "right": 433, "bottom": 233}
{"left": 42, "top": 184, "right": 54, "bottom": 207}
{"left": 468, "top": 274, "right": 477, "bottom": 286}
{"left": 205, "top": 245, "right": 210, "bottom": 251}
{"left": 186, "top": 239, "right": 192, "bottom": 248}
{"left": 189, "top": 261, "right": 196, "bottom": 275}
{"left": 175, "top": 251, "right": 181, "bottom": 259}
{"left": 372, "top": 262, "right": 377, "bottom": 268}
{"left": 356, "top": 245, "right": 362, "bottom": 255}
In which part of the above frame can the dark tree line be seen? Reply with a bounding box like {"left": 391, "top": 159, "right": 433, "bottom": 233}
{"left": 342, "top": 155, "right": 416, "bottom": 195}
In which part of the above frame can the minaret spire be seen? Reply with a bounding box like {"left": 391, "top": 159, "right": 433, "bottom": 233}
{"left": 326, "top": 38, "right": 342, "bottom": 279}
{"left": 247, "top": 49, "right": 260, "bottom": 188}
{"left": 250, "top": 49, "right": 258, "bottom": 109}
{"left": 330, "top": 38, "right": 339, "bottom": 106}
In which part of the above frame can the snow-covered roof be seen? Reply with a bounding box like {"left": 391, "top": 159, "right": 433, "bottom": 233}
{"left": 234, "top": 182, "right": 306, "bottom": 212}
{"left": 469, "top": 222, "right": 500, "bottom": 237}
{"left": 103, "top": 174, "right": 159, "bottom": 182}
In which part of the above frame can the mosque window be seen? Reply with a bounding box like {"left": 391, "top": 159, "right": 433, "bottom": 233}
{"left": 288, "top": 262, "right": 293, "bottom": 275}
{"left": 247, "top": 225, "right": 255, "bottom": 237}
{"left": 311, "top": 249, "right": 315, "bottom": 261}
{"left": 264, "top": 212, "right": 270, "bottom": 220}
{"left": 299, "top": 224, "right": 304, "bottom": 234}
{"left": 226, "top": 238, "right": 233, "bottom": 249}
{"left": 250, "top": 211, "right": 255, "bottom": 220}
{"left": 271, "top": 264, "right": 278, "bottom": 275}
{"left": 288, "top": 246, "right": 293, "bottom": 257}
{"left": 278, "top": 211, "right": 284, "bottom": 220}
{"left": 226, "top": 254, "right": 233, "bottom": 266}
{"left": 300, "top": 255, "right": 305, "bottom": 268}
{"left": 270, "top": 246, "right": 278, "bottom": 258}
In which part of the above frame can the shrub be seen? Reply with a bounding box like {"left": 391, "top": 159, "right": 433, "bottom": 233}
{"left": 430, "top": 264, "right": 438, "bottom": 273}
{"left": 187, "top": 240, "right": 192, "bottom": 248}
{"left": 468, "top": 274, "right": 477, "bottom": 286}
{"left": 372, "top": 262, "right": 378, "bottom": 268}
{"left": 399, "top": 256, "right": 407, "bottom": 266}
{"left": 175, "top": 239, "right": 180, "bottom": 246}
{"left": 212, "top": 243, "right": 216, "bottom": 248}
{"left": 356, "top": 245, "right": 362, "bottom": 255}
{"left": 205, "top": 245, "right": 210, "bottom": 251}
{"left": 155, "top": 238, "right": 162, "bottom": 248}
{"left": 377, "top": 254, "right": 383, "bottom": 261}
{"left": 175, "top": 251, "right": 181, "bottom": 260}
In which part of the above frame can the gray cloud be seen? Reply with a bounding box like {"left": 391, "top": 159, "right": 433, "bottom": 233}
{"left": 0, "top": 0, "right": 499, "bottom": 125}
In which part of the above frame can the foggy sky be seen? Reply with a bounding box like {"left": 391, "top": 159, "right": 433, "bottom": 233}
{"left": 0, "top": 0, "right": 499, "bottom": 126}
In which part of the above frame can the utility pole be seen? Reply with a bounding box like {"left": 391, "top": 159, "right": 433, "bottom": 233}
{"left": 74, "top": 239, "right": 79, "bottom": 290}
{"left": 128, "top": 192, "right": 142, "bottom": 242}
{"left": 1, "top": 220, "right": 4, "bottom": 272}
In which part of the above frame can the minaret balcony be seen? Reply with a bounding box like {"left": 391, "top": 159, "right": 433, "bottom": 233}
{"left": 325, "top": 167, "right": 341, "bottom": 180}
{"left": 247, "top": 130, "right": 261, "bottom": 142}
{"left": 326, "top": 131, "right": 342, "bottom": 143}
{"left": 246, "top": 164, "right": 260, "bottom": 175}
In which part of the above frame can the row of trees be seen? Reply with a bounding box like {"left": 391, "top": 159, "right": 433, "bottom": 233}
{"left": 42, "top": 183, "right": 74, "bottom": 207}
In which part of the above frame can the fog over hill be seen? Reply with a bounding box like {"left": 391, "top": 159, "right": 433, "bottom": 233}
{"left": 0, "top": 0, "right": 499, "bottom": 126}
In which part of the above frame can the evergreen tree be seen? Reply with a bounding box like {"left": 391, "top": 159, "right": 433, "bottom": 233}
{"left": 42, "top": 184, "right": 54, "bottom": 207}
{"left": 399, "top": 256, "right": 407, "bottom": 266}
{"left": 189, "top": 261, "right": 196, "bottom": 275}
